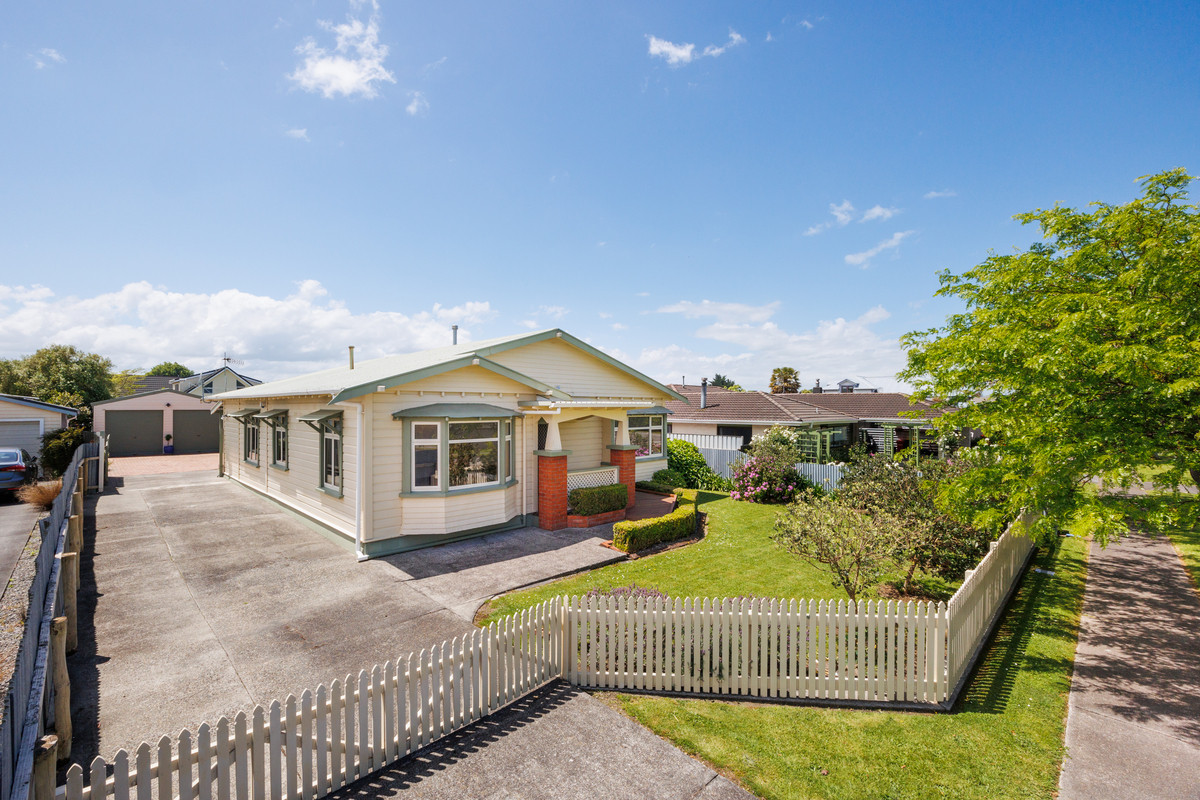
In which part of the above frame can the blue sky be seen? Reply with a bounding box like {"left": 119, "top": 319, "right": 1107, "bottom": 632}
{"left": 3, "top": 1, "right": 1198, "bottom": 390}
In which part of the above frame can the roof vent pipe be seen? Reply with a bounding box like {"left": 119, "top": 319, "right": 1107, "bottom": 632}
{"left": 348, "top": 346, "right": 355, "bottom": 370}
{"left": 813, "top": 379, "right": 822, "bottom": 394}
{"left": 701, "top": 377, "right": 708, "bottom": 409}
{"left": 452, "top": 325, "right": 458, "bottom": 345}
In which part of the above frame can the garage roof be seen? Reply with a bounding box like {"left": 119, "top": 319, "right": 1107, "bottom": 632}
{"left": 0, "top": 393, "right": 79, "bottom": 416}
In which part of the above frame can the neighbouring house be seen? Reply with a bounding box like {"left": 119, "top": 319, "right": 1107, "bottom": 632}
{"left": 0, "top": 394, "right": 78, "bottom": 463}
{"left": 211, "top": 329, "right": 684, "bottom": 558}
{"left": 664, "top": 380, "right": 948, "bottom": 460}
{"left": 171, "top": 366, "right": 261, "bottom": 398}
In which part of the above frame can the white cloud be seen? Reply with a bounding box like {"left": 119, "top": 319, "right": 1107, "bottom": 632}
{"left": 844, "top": 230, "right": 915, "bottom": 268}
{"left": 860, "top": 205, "right": 899, "bottom": 222}
{"left": 420, "top": 56, "right": 447, "bottom": 76}
{"left": 924, "top": 189, "right": 957, "bottom": 199}
{"left": 702, "top": 30, "right": 746, "bottom": 58}
{"left": 647, "top": 36, "right": 696, "bottom": 66}
{"left": 598, "top": 312, "right": 612, "bottom": 319}
{"left": 519, "top": 319, "right": 538, "bottom": 329}
{"left": 285, "top": 128, "right": 310, "bottom": 141}
{"left": 648, "top": 29, "right": 745, "bottom": 66}
{"left": 804, "top": 200, "right": 855, "bottom": 235}
{"left": 631, "top": 305, "right": 906, "bottom": 392}
{"left": 0, "top": 281, "right": 494, "bottom": 379}
{"left": 800, "top": 20, "right": 815, "bottom": 30}
{"left": 406, "top": 91, "right": 429, "bottom": 116}
{"left": 611, "top": 323, "right": 628, "bottom": 331}
{"left": 537, "top": 305, "right": 569, "bottom": 320}
{"left": 30, "top": 48, "right": 66, "bottom": 69}
{"left": 656, "top": 299, "right": 780, "bottom": 325}
{"left": 289, "top": 5, "right": 395, "bottom": 100}
{"left": 765, "top": 32, "right": 774, "bottom": 42}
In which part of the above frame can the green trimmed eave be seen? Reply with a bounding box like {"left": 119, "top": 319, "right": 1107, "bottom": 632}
{"left": 252, "top": 408, "right": 288, "bottom": 420}
{"left": 391, "top": 402, "right": 518, "bottom": 420}
{"left": 627, "top": 406, "right": 673, "bottom": 416}
{"left": 330, "top": 355, "right": 571, "bottom": 404}
{"left": 467, "top": 329, "right": 688, "bottom": 404}
{"left": 225, "top": 408, "right": 259, "bottom": 420}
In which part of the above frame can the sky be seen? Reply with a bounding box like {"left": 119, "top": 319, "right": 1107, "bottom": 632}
{"left": 2, "top": 1, "right": 1199, "bottom": 391}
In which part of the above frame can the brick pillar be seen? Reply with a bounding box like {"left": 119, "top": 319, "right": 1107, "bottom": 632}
{"left": 608, "top": 446, "right": 637, "bottom": 509}
{"left": 537, "top": 453, "right": 569, "bottom": 531}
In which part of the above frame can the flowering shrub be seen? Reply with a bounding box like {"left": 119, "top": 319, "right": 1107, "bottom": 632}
{"left": 730, "top": 446, "right": 810, "bottom": 504}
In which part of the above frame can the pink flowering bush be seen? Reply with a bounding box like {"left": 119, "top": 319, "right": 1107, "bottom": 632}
{"left": 730, "top": 441, "right": 811, "bottom": 504}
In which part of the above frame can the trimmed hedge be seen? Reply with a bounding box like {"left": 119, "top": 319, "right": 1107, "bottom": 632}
{"left": 568, "top": 483, "right": 628, "bottom": 516}
{"left": 672, "top": 488, "right": 699, "bottom": 507}
{"left": 636, "top": 480, "right": 675, "bottom": 494}
{"left": 612, "top": 505, "right": 697, "bottom": 553}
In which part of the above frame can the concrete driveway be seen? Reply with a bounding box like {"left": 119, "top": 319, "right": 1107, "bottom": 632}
{"left": 68, "top": 469, "right": 625, "bottom": 768}
{"left": 0, "top": 497, "right": 41, "bottom": 590}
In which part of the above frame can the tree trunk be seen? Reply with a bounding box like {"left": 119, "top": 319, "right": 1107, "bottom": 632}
{"left": 903, "top": 560, "right": 918, "bottom": 595}
{"left": 1189, "top": 467, "right": 1200, "bottom": 489}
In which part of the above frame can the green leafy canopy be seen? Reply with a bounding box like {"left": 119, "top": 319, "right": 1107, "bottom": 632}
{"left": 901, "top": 168, "right": 1200, "bottom": 543}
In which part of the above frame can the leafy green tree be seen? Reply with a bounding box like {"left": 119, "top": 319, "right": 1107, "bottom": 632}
{"left": 146, "top": 361, "right": 193, "bottom": 377}
{"left": 39, "top": 427, "right": 93, "bottom": 478}
{"left": 711, "top": 373, "right": 743, "bottom": 391}
{"left": 18, "top": 345, "right": 114, "bottom": 406}
{"left": 901, "top": 169, "right": 1200, "bottom": 543}
{"left": 111, "top": 369, "right": 143, "bottom": 397}
{"left": 769, "top": 367, "right": 800, "bottom": 394}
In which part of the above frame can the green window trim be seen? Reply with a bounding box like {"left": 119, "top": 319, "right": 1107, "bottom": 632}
{"left": 256, "top": 409, "right": 290, "bottom": 469}
{"left": 299, "top": 409, "right": 344, "bottom": 495}
{"left": 399, "top": 413, "right": 519, "bottom": 495}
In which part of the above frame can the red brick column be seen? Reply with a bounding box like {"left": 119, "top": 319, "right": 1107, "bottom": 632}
{"left": 607, "top": 446, "right": 638, "bottom": 509}
{"left": 537, "top": 453, "right": 569, "bottom": 531}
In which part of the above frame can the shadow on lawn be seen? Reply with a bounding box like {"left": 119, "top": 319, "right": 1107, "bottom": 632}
{"left": 954, "top": 537, "right": 1078, "bottom": 715}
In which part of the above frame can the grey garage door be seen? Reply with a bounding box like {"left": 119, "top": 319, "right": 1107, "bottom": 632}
{"left": 172, "top": 410, "right": 219, "bottom": 454}
{"left": 107, "top": 410, "right": 164, "bottom": 457}
{"left": 0, "top": 421, "right": 42, "bottom": 456}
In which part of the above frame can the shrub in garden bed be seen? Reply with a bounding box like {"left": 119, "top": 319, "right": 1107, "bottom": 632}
{"left": 612, "top": 506, "right": 697, "bottom": 553}
{"left": 636, "top": 481, "right": 676, "bottom": 494}
{"left": 666, "top": 439, "right": 734, "bottom": 491}
{"left": 17, "top": 481, "right": 61, "bottom": 510}
{"left": 651, "top": 468, "right": 688, "bottom": 488}
{"left": 568, "top": 483, "right": 628, "bottom": 516}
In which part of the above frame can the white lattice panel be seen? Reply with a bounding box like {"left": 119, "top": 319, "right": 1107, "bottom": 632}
{"left": 567, "top": 466, "right": 619, "bottom": 491}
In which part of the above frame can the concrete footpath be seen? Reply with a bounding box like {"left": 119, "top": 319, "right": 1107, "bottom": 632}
{"left": 1058, "top": 534, "right": 1200, "bottom": 799}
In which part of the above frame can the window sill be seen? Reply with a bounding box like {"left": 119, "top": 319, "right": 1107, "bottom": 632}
{"left": 400, "top": 478, "right": 518, "bottom": 499}
{"left": 270, "top": 463, "right": 289, "bottom": 472}
{"left": 635, "top": 454, "right": 667, "bottom": 462}
{"left": 244, "top": 459, "right": 259, "bottom": 467}
{"left": 320, "top": 486, "right": 343, "bottom": 499}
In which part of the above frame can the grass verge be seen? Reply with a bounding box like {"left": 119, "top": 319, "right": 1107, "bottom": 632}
{"left": 605, "top": 534, "right": 1089, "bottom": 800}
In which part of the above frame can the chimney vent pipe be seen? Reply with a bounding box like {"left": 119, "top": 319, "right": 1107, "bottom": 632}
{"left": 701, "top": 377, "right": 708, "bottom": 409}
{"left": 452, "top": 325, "right": 458, "bottom": 345}
{"left": 348, "top": 346, "right": 355, "bottom": 370}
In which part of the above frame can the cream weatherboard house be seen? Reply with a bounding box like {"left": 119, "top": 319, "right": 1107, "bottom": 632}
{"left": 212, "top": 329, "right": 683, "bottom": 559}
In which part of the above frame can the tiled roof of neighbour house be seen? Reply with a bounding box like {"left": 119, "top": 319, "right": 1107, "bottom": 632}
{"left": 211, "top": 329, "right": 685, "bottom": 405}
{"left": 663, "top": 385, "right": 857, "bottom": 425}
{"left": 120, "top": 376, "right": 174, "bottom": 396}
{"left": 0, "top": 394, "right": 79, "bottom": 415}
{"left": 778, "top": 392, "right": 947, "bottom": 423}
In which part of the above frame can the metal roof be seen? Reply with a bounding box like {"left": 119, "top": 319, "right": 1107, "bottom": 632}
{"left": 0, "top": 394, "right": 80, "bottom": 416}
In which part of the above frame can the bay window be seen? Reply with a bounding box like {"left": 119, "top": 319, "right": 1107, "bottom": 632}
{"left": 393, "top": 403, "right": 518, "bottom": 495}
{"left": 628, "top": 414, "right": 665, "bottom": 459}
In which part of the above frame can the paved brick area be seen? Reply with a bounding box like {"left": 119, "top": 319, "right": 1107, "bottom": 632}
{"left": 107, "top": 453, "right": 219, "bottom": 476}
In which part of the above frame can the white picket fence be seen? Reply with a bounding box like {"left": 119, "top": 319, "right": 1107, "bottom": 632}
{"left": 946, "top": 512, "right": 1036, "bottom": 688}
{"left": 566, "top": 595, "right": 948, "bottom": 704}
{"left": 61, "top": 518, "right": 1037, "bottom": 800}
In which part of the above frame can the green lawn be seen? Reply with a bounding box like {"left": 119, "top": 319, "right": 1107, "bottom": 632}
{"left": 610, "top": 534, "right": 1089, "bottom": 800}
{"left": 479, "top": 492, "right": 953, "bottom": 625}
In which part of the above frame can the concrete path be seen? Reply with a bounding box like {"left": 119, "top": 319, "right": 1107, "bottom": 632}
{"left": 1059, "top": 534, "right": 1200, "bottom": 799}
{"left": 329, "top": 681, "right": 752, "bottom": 800}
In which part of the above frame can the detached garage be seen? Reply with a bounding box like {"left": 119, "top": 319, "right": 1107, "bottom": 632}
{"left": 94, "top": 389, "right": 219, "bottom": 457}
{"left": 0, "top": 394, "right": 78, "bottom": 460}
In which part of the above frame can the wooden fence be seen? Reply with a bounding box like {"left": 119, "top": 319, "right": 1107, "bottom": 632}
{"left": 4, "top": 438, "right": 102, "bottom": 800}
{"left": 58, "top": 516, "right": 1038, "bottom": 800}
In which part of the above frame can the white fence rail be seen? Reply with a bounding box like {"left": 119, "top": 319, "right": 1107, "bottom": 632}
{"left": 61, "top": 516, "right": 1039, "bottom": 800}
{"left": 667, "top": 433, "right": 744, "bottom": 451}
{"left": 796, "top": 462, "right": 845, "bottom": 491}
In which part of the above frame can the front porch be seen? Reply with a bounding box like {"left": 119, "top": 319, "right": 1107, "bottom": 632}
{"left": 528, "top": 405, "right": 657, "bottom": 531}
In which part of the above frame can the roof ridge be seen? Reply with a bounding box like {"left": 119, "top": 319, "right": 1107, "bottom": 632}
{"left": 760, "top": 391, "right": 801, "bottom": 421}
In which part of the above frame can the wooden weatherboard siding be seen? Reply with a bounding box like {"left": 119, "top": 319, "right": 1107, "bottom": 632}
{"left": 488, "top": 338, "right": 661, "bottom": 401}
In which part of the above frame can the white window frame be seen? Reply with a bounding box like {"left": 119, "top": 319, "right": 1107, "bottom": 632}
{"left": 244, "top": 421, "right": 259, "bottom": 465}
{"left": 628, "top": 414, "right": 665, "bottom": 459}
{"left": 411, "top": 421, "right": 441, "bottom": 492}
{"left": 272, "top": 422, "right": 288, "bottom": 468}
{"left": 447, "top": 420, "right": 501, "bottom": 490}
{"left": 322, "top": 423, "right": 341, "bottom": 492}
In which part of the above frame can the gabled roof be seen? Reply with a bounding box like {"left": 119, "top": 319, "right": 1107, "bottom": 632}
{"left": 92, "top": 388, "right": 210, "bottom": 407}
{"left": 117, "top": 376, "right": 174, "bottom": 396}
{"left": 0, "top": 394, "right": 79, "bottom": 416}
{"left": 663, "top": 386, "right": 855, "bottom": 426}
{"left": 171, "top": 366, "right": 261, "bottom": 390}
{"left": 212, "top": 329, "right": 685, "bottom": 404}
